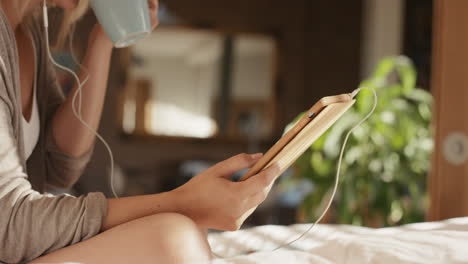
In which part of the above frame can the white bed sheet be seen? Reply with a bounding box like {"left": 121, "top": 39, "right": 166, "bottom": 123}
{"left": 208, "top": 217, "right": 468, "bottom": 264}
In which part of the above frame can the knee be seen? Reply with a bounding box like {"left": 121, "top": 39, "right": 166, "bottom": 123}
{"left": 142, "top": 213, "right": 211, "bottom": 262}
{"left": 146, "top": 213, "right": 205, "bottom": 238}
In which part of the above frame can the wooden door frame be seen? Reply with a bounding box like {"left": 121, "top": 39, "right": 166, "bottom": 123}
{"left": 429, "top": 0, "right": 468, "bottom": 221}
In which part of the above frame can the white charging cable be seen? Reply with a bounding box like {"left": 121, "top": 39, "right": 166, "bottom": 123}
{"left": 68, "top": 23, "right": 90, "bottom": 116}
{"left": 213, "top": 86, "right": 377, "bottom": 258}
{"left": 270, "top": 86, "right": 377, "bottom": 251}
{"left": 42, "top": 1, "right": 119, "bottom": 198}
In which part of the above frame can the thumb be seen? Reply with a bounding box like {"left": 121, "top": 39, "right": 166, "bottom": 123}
{"left": 211, "top": 153, "right": 263, "bottom": 179}
{"left": 241, "top": 162, "right": 281, "bottom": 195}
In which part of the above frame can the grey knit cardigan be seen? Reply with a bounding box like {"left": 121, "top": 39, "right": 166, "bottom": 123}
{"left": 0, "top": 9, "right": 107, "bottom": 264}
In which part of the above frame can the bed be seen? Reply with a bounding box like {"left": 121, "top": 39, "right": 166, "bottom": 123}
{"left": 208, "top": 217, "right": 468, "bottom": 264}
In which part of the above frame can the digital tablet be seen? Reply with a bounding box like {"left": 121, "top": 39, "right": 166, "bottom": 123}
{"left": 240, "top": 93, "right": 356, "bottom": 181}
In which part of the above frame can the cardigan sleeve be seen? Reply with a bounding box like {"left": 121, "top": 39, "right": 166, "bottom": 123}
{"left": 0, "top": 99, "right": 107, "bottom": 263}
{"left": 42, "top": 49, "right": 96, "bottom": 189}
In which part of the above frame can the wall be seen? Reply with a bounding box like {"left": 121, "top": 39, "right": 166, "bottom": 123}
{"left": 232, "top": 54, "right": 274, "bottom": 100}
{"left": 232, "top": 36, "right": 275, "bottom": 100}
{"left": 361, "top": 0, "right": 405, "bottom": 77}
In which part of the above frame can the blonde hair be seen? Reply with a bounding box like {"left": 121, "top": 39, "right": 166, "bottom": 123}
{"left": 56, "top": 0, "right": 90, "bottom": 48}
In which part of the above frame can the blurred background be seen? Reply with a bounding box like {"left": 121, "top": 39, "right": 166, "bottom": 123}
{"left": 51, "top": 0, "right": 468, "bottom": 228}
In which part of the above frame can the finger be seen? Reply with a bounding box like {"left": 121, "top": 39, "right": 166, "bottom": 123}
{"left": 211, "top": 153, "right": 263, "bottom": 179}
{"left": 151, "top": 15, "right": 159, "bottom": 29}
{"left": 148, "top": 0, "right": 158, "bottom": 9}
{"left": 241, "top": 162, "right": 280, "bottom": 195}
{"left": 147, "top": 0, "right": 159, "bottom": 29}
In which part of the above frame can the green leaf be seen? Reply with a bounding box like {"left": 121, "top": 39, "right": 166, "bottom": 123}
{"left": 283, "top": 55, "right": 432, "bottom": 228}
{"left": 407, "top": 88, "right": 433, "bottom": 105}
{"left": 356, "top": 87, "right": 376, "bottom": 114}
{"left": 395, "top": 56, "right": 417, "bottom": 94}
{"left": 373, "top": 57, "right": 396, "bottom": 82}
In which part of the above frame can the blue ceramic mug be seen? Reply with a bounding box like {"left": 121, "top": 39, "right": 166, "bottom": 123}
{"left": 90, "top": 0, "right": 151, "bottom": 48}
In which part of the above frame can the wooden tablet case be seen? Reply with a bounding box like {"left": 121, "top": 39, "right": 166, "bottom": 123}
{"left": 240, "top": 94, "right": 355, "bottom": 181}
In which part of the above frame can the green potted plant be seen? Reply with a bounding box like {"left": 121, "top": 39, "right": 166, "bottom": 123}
{"left": 289, "top": 56, "right": 433, "bottom": 227}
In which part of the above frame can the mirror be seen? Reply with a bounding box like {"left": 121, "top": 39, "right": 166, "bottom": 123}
{"left": 121, "top": 26, "right": 277, "bottom": 140}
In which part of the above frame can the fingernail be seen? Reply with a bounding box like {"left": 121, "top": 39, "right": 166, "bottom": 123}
{"left": 251, "top": 153, "right": 263, "bottom": 160}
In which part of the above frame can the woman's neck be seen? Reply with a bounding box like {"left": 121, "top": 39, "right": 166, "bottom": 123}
{"left": 1, "top": 0, "right": 38, "bottom": 31}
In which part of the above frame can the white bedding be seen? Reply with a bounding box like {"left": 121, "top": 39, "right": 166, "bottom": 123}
{"left": 208, "top": 217, "right": 468, "bottom": 264}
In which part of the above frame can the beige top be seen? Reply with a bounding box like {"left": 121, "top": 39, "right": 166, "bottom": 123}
{"left": 21, "top": 78, "right": 40, "bottom": 159}
{"left": 21, "top": 27, "right": 40, "bottom": 160}
{"left": 0, "top": 9, "right": 107, "bottom": 264}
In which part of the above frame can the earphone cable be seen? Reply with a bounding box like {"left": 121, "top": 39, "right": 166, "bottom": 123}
{"left": 68, "top": 23, "right": 90, "bottom": 117}
{"left": 42, "top": 0, "right": 119, "bottom": 198}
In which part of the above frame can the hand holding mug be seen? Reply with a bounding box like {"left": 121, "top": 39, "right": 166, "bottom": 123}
{"left": 90, "top": 0, "right": 157, "bottom": 48}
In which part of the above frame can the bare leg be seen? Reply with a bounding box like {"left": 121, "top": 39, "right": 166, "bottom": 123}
{"left": 30, "top": 213, "right": 212, "bottom": 264}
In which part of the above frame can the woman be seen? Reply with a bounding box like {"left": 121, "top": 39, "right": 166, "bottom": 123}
{"left": 0, "top": 0, "right": 280, "bottom": 263}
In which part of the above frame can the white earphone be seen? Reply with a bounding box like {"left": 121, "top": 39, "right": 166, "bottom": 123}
{"left": 42, "top": 0, "right": 119, "bottom": 198}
